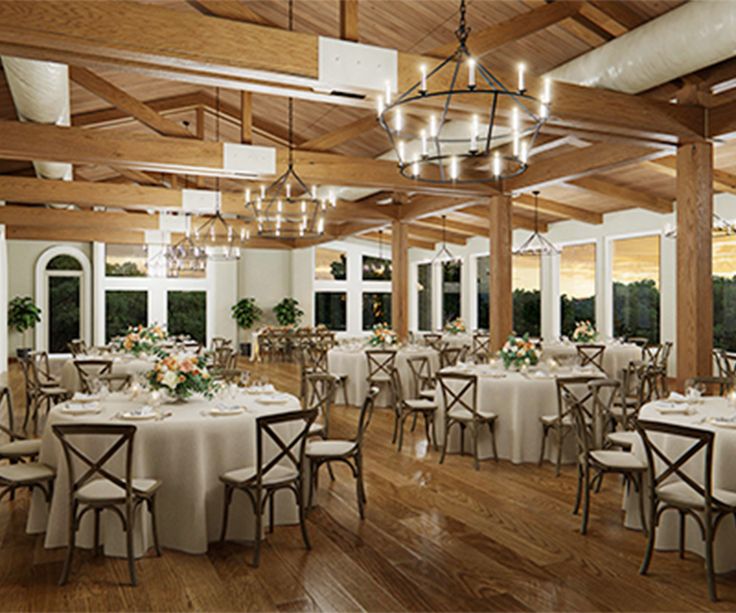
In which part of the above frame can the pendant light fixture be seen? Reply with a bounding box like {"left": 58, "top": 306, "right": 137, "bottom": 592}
{"left": 431, "top": 215, "right": 456, "bottom": 262}
{"left": 513, "top": 191, "right": 560, "bottom": 256}
{"left": 664, "top": 212, "right": 736, "bottom": 239}
{"left": 378, "top": 0, "right": 550, "bottom": 184}
{"left": 243, "top": 0, "right": 327, "bottom": 239}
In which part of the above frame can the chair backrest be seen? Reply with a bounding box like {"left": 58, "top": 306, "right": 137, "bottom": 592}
{"left": 365, "top": 349, "right": 397, "bottom": 380}
{"left": 389, "top": 368, "right": 405, "bottom": 411}
{"left": 714, "top": 349, "right": 727, "bottom": 378}
{"left": 212, "top": 346, "right": 235, "bottom": 370}
{"left": 52, "top": 423, "right": 137, "bottom": 503}
{"left": 300, "top": 344, "right": 329, "bottom": 374}
{"left": 722, "top": 351, "right": 736, "bottom": 378}
{"left": 104, "top": 374, "right": 133, "bottom": 392}
{"left": 684, "top": 376, "right": 734, "bottom": 397}
{"left": 439, "top": 344, "right": 466, "bottom": 369}
{"left": 628, "top": 336, "right": 649, "bottom": 348}
{"left": 253, "top": 409, "right": 317, "bottom": 487}
{"left": 304, "top": 373, "right": 336, "bottom": 435}
{"left": 423, "top": 333, "right": 442, "bottom": 351}
{"left": 211, "top": 337, "right": 231, "bottom": 351}
{"left": 636, "top": 419, "right": 732, "bottom": 510}
{"left": 406, "top": 355, "right": 433, "bottom": 398}
{"left": 68, "top": 339, "right": 87, "bottom": 357}
{"left": 469, "top": 333, "right": 491, "bottom": 364}
{"left": 621, "top": 360, "right": 658, "bottom": 409}
{"left": 356, "top": 387, "right": 380, "bottom": 446}
{"left": 0, "top": 386, "right": 16, "bottom": 442}
{"left": 642, "top": 343, "right": 669, "bottom": 368}
{"left": 587, "top": 378, "right": 621, "bottom": 448}
{"left": 576, "top": 344, "right": 606, "bottom": 373}
{"left": 437, "top": 372, "right": 478, "bottom": 419}
{"left": 556, "top": 375, "right": 598, "bottom": 426}
{"left": 210, "top": 368, "right": 245, "bottom": 384}
{"left": 73, "top": 359, "right": 113, "bottom": 393}
{"left": 31, "top": 351, "right": 54, "bottom": 384}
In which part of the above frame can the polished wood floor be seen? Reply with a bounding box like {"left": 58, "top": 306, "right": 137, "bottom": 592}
{"left": 1, "top": 359, "right": 735, "bottom": 612}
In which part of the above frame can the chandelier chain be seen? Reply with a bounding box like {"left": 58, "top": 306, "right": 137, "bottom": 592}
{"left": 455, "top": 0, "right": 470, "bottom": 47}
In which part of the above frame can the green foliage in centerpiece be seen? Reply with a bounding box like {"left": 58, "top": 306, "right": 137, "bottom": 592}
{"left": 110, "top": 323, "right": 168, "bottom": 357}
{"left": 444, "top": 317, "right": 466, "bottom": 335}
{"left": 572, "top": 320, "right": 598, "bottom": 343}
{"left": 147, "top": 352, "right": 216, "bottom": 400}
{"left": 368, "top": 323, "right": 398, "bottom": 347}
{"left": 500, "top": 334, "right": 541, "bottom": 369}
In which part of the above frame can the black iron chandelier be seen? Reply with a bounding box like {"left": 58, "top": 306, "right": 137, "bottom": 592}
{"left": 378, "top": 0, "right": 550, "bottom": 184}
{"left": 243, "top": 0, "right": 328, "bottom": 238}
{"left": 431, "top": 215, "right": 456, "bottom": 262}
{"left": 664, "top": 213, "right": 736, "bottom": 239}
{"left": 513, "top": 191, "right": 559, "bottom": 257}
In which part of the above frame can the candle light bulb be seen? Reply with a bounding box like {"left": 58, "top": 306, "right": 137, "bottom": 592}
{"left": 421, "top": 129, "right": 428, "bottom": 157}
{"left": 311, "top": 185, "right": 317, "bottom": 199}
{"left": 540, "top": 101, "right": 549, "bottom": 119}
{"left": 398, "top": 140, "right": 406, "bottom": 163}
{"left": 518, "top": 63, "right": 525, "bottom": 92}
{"left": 394, "top": 107, "right": 403, "bottom": 132}
{"left": 277, "top": 199, "right": 283, "bottom": 213}
{"left": 420, "top": 64, "right": 427, "bottom": 93}
{"left": 377, "top": 95, "right": 384, "bottom": 117}
{"left": 468, "top": 58, "right": 476, "bottom": 88}
{"left": 430, "top": 114, "right": 438, "bottom": 138}
{"left": 246, "top": 228, "right": 250, "bottom": 240}
{"left": 542, "top": 77, "right": 552, "bottom": 104}
{"left": 321, "top": 199, "right": 327, "bottom": 211}
{"left": 299, "top": 226, "right": 305, "bottom": 237}
{"left": 260, "top": 185, "right": 266, "bottom": 198}
{"left": 245, "top": 188, "right": 251, "bottom": 203}
{"left": 493, "top": 152, "right": 501, "bottom": 177}
{"left": 412, "top": 160, "right": 419, "bottom": 177}
{"left": 227, "top": 225, "right": 233, "bottom": 241}
{"left": 256, "top": 198, "right": 262, "bottom": 211}
{"left": 330, "top": 190, "right": 336, "bottom": 207}
{"left": 285, "top": 184, "right": 291, "bottom": 199}
{"left": 520, "top": 140, "right": 528, "bottom": 164}
{"left": 302, "top": 214, "right": 307, "bottom": 227}
{"left": 470, "top": 114, "right": 479, "bottom": 152}
{"left": 318, "top": 216, "right": 325, "bottom": 234}
{"left": 450, "top": 156, "right": 458, "bottom": 181}
{"left": 385, "top": 80, "right": 392, "bottom": 105}
{"left": 209, "top": 224, "right": 215, "bottom": 241}
{"left": 301, "top": 200, "right": 306, "bottom": 213}
{"left": 240, "top": 227, "right": 246, "bottom": 241}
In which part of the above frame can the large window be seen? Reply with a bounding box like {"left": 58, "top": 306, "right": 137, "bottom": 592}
{"left": 441, "top": 260, "right": 462, "bottom": 325}
{"left": 513, "top": 254, "right": 541, "bottom": 337}
{"left": 167, "top": 291, "right": 206, "bottom": 344}
{"left": 713, "top": 235, "right": 736, "bottom": 350}
{"left": 476, "top": 255, "right": 490, "bottom": 331}
{"left": 315, "top": 247, "right": 347, "bottom": 281}
{"left": 612, "top": 235, "right": 660, "bottom": 343}
{"left": 105, "top": 244, "right": 147, "bottom": 277}
{"left": 315, "top": 292, "right": 347, "bottom": 331}
{"left": 362, "top": 255, "right": 392, "bottom": 281}
{"left": 417, "top": 263, "right": 433, "bottom": 331}
{"left": 105, "top": 290, "right": 148, "bottom": 341}
{"left": 362, "top": 292, "right": 391, "bottom": 330}
{"left": 560, "top": 243, "right": 596, "bottom": 337}
{"left": 46, "top": 255, "right": 82, "bottom": 354}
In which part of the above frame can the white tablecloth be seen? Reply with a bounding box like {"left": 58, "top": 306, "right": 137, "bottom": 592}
{"left": 60, "top": 355, "right": 157, "bottom": 392}
{"left": 623, "top": 397, "right": 736, "bottom": 573}
{"left": 541, "top": 342, "right": 641, "bottom": 380}
{"left": 27, "top": 390, "right": 303, "bottom": 556}
{"left": 434, "top": 365, "right": 602, "bottom": 464}
{"left": 442, "top": 333, "right": 472, "bottom": 348}
{"left": 328, "top": 346, "right": 439, "bottom": 406}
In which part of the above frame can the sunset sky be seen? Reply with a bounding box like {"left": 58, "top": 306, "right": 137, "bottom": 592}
{"left": 713, "top": 235, "right": 736, "bottom": 277}
{"left": 315, "top": 247, "right": 345, "bottom": 280}
{"left": 513, "top": 254, "right": 540, "bottom": 290}
{"left": 612, "top": 235, "right": 660, "bottom": 286}
{"left": 560, "top": 242, "right": 596, "bottom": 299}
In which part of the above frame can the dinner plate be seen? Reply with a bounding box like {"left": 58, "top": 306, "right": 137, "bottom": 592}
{"left": 709, "top": 418, "right": 736, "bottom": 429}
{"left": 61, "top": 404, "right": 102, "bottom": 416}
{"left": 120, "top": 411, "right": 158, "bottom": 421}
{"left": 256, "top": 395, "right": 290, "bottom": 405}
{"left": 210, "top": 407, "right": 245, "bottom": 416}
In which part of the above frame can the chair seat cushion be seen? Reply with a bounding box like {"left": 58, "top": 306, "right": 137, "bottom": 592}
{"left": 448, "top": 407, "right": 496, "bottom": 422}
{"left": 330, "top": 373, "right": 347, "bottom": 382}
{"left": 606, "top": 431, "right": 640, "bottom": 449}
{"left": 657, "top": 482, "right": 736, "bottom": 510}
{"left": 306, "top": 440, "right": 355, "bottom": 457}
{"left": 41, "top": 386, "right": 68, "bottom": 396}
{"left": 589, "top": 450, "right": 646, "bottom": 471}
{"left": 0, "top": 438, "right": 42, "bottom": 458}
{"left": 419, "top": 389, "right": 435, "bottom": 401}
{"left": 367, "top": 373, "right": 391, "bottom": 383}
{"left": 76, "top": 478, "right": 161, "bottom": 503}
{"left": 540, "top": 414, "right": 573, "bottom": 426}
{"left": 405, "top": 399, "right": 436, "bottom": 412}
{"left": 221, "top": 464, "right": 297, "bottom": 487}
{"left": 309, "top": 422, "right": 325, "bottom": 436}
{"left": 0, "top": 462, "right": 54, "bottom": 485}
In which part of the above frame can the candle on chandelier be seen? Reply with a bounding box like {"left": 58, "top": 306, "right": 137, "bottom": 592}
{"left": 246, "top": 228, "right": 251, "bottom": 240}
{"left": 321, "top": 199, "right": 327, "bottom": 211}
{"left": 520, "top": 140, "right": 528, "bottom": 164}
{"left": 518, "top": 63, "right": 525, "bottom": 92}
{"left": 256, "top": 198, "right": 262, "bottom": 211}
{"left": 245, "top": 188, "right": 251, "bottom": 203}
{"left": 302, "top": 214, "right": 308, "bottom": 227}
{"left": 493, "top": 152, "right": 501, "bottom": 177}
{"left": 398, "top": 140, "right": 406, "bottom": 163}
{"left": 227, "top": 225, "right": 233, "bottom": 242}
{"left": 260, "top": 185, "right": 266, "bottom": 198}
{"left": 209, "top": 224, "right": 215, "bottom": 241}
{"left": 240, "top": 227, "right": 246, "bottom": 241}
{"left": 542, "top": 77, "right": 552, "bottom": 104}
{"left": 330, "top": 191, "right": 337, "bottom": 207}
{"left": 385, "top": 80, "right": 392, "bottom": 105}
{"left": 540, "top": 101, "right": 549, "bottom": 119}
{"left": 420, "top": 64, "right": 427, "bottom": 93}
{"left": 470, "top": 114, "right": 479, "bottom": 152}
{"left": 276, "top": 214, "right": 282, "bottom": 227}
{"left": 450, "top": 156, "right": 459, "bottom": 181}
{"left": 468, "top": 58, "right": 476, "bottom": 88}
{"left": 311, "top": 185, "right": 317, "bottom": 199}
{"left": 318, "top": 216, "right": 325, "bottom": 234}
{"left": 412, "top": 160, "right": 419, "bottom": 177}
{"left": 285, "top": 184, "right": 291, "bottom": 199}
{"left": 299, "top": 226, "right": 305, "bottom": 237}
{"left": 277, "top": 199, "right": 283, "bottom": 213}
{"left": 394, "top": 107, "right": 403, "bottom": 132}
{"left": 377, "top": 95, "right": 384, "bottom": 117}
{"left": 301, "top": 200, "right": 306, "bottom": 213}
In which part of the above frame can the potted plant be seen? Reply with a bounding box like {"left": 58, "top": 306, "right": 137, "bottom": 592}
{"left": 231, "top": 297, "right": 262, "bottom": 356}
{"left": 273, "top": 297, "right": 304, "bottom": 328}
{"left": 8, "top": 296, "right": 41, "bottom": 358}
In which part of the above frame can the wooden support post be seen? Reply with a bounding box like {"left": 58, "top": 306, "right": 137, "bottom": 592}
{"left": 489, "top": 195, "right": 513, "bottom": 352}
{"left": 240, "top": 91, "right": 253, "bottom": 145}
{"left": 339, "top": 0, "right": 359, "bottom": 42}
{"left": 391, "top": 220, "right": 409, "bottom": 342}
{"left": 676, "top": 141, "right": 713, "bottom": 383}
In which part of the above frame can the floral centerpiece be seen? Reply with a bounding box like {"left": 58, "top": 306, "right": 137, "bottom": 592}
{"left": 572, "top": 320, "right": 598, "bottom": 344}
{"left": 444, "top": 317, "right": 466, "bottom": 335}
{"left": 146, "top": 352, "right": 216, "bottom": 401}
{"left": 111, "top": 323, "right": 169, "bottom": 357}
{"left": 500, "top": 334, "right": 541, "bottom": 370}
{"left": 368, "top": 323, "right": 398, "bottom": 347}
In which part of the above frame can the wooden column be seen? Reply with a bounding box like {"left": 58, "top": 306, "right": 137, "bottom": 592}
{"left": 676, "top": 140, "right": 713, "bottom": 383}
{"left": 489, "top": 195, "right": 513, "bottom": 352}
{"left": 391, "top": 220, "right": 409, "bottom": 342}
{"left": 240, "top": 91, "right": 253, "bottom": 144}
{"left": 339, "top": 0, "right": 359, "bottom": 42}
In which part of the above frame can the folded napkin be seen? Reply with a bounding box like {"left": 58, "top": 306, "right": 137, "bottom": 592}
{"left": 668, "top": 391, "right": 687, "bottom": 402}
{"left": 62, "top": 401, "right": 101, "bottom": 415}
{"left": 72, "top": 392, "right": 100, "bottom": 403}
{"left": 655, "top": 403, "right": 693, "bottom": 415}
{"left": 127, "top": 405, "right": 155, "bottom": 417}
{"left": 214, "top": 402, "right": 242, "bottom": 413}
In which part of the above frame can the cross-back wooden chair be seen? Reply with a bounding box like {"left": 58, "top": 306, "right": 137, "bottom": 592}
{"left": 684, "top": 376, "right": 734, "bottom": 397}
{"left": 721, "top": 351, "right": 736, "bottom": 379}
{"left": 628, "top": 336, "right": 649, "bottom": 348}
{"left": 28, "top": 353, "right": 70, "bottom": 432}
{"left": 365, "top": 349, "right": 397, "bottom": 402}
{"left": 540, "top": 375, "right": 599, "bottom": 476}
{"left": 642, "top": 342, "right": 672, "bottom": 396}
{"left": 439, "top": 344, "right": 466, "bottom": 369}
{"left": 569, "top": 379, "right": 647, "bottom": 535}
{"left": 615, "top": 361, "right": 657, "bottom": 431}
{"left": 636, "top": 419, "right": 736, "bottom": 602}
{"left": 576, "top": 344, "right": 606, "bottom": 374}
{"left": 307, "top": 388, "right": 378, "bottom": 519}
{"left": 303, "top": 373, "right": 336, "bottom": 439}
{"left": 468, "top": 333, "right": 491, "bottom": 364}
{"left": 390, "top": 369, "right": 437, "bottom": 452}
{"left": 437, "top": 372, "right": 498, "bottom": 470}
{"left": 713, "top": 349, "right": 728, "bottom": 379}
{"left": 211, "top": 337, "right": 231, "bottom": 352}
{"left": 423, "top": 333, "right": 443, "bottom": 351}
{"left": 219, "top": 409, "right": 317, "bottom": 567}
{"left": 0, "top": 386, "right": 41, "bottom": 465}
{"left": 67, "top": 339, "right": 88, "bottom": 357}
{"left": 73, "top": 359, "right": 113, "bottom": 393}
{"left": 299, "top": 345, "right": 348, "bottom": 405}
{"left": 406, "top": 355, "right": 436, "bottom": 402}
{"left": 212, "top": 346, "right": 236, "bottom": 370}
{"left": 52, "top": 423, "right": 162, "bottom": 586}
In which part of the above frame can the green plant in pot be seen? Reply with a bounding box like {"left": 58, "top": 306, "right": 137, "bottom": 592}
{"left": 231, "top": 297, "right": 262, "bottom": 357}
{"left": 273, "top": 297, "right": 304, "bottom": 328}
{"left": 8, "top": 296, "right": 41, "bottom": 358}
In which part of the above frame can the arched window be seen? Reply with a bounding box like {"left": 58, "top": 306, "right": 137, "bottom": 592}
{"left": 35, "top": 247, "right": 91, "bottom": 354}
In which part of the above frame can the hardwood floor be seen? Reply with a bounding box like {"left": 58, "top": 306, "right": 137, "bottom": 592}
{"left": 2, "top": 359, "right": 735, "bottom": 612}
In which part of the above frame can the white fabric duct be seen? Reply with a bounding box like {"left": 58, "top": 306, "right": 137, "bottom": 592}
{"left": 1, "top": 56, "right": 72, "bottom": 180}
{"left": 546, "top": 0, "right": 736, "bottom": 94}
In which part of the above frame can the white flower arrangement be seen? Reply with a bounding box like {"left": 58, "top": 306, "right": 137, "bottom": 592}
{"left": 499, "top": 334, "right": 540, "bottom": 369}
{"left": 572, "top": 320, "right": 598, "bottom": 344}
{"left": 444, "top": 317, "right": 466, "bottom": 335}
{"left": 368, "top": 323, "right": 398, "bottom": 347}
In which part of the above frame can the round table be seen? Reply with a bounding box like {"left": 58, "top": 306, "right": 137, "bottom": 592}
{"left": 623, "top": 397, "right": 736, "bottom": 573}
{"left": 327, "top": 345, "right": 439, "bottom": 406}
{"left": 434, "top": 364, "right": 602, "bottom": 464}
{"left": 27, "top": 390, "right": 303, "bottom": 556}
{"left": 60, "top": 354, "right": 157, "bottom": 392}
{"left": 541, "top": 342, "right": 641, "bottom": 380}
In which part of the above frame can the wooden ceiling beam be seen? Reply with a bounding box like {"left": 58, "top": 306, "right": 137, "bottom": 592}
{"left": 589, "top": 1, "right": 648, "bottom": 30}
{"left": 459, "top": 204, "right": 547, "bottom": 233}
{"left": 642, "top": 157, "right": 736, "bottom": 196}
{"left": 339, "top": 0, "right": 359, "bottom": 42}
{"left": 0, "top": 0, "right": 703, "bottom": 141}
{"left": 567, "top": 175, "right": 673, "bottom": 214}
{"left": 413, "top": 216, "right": 485, "bottom": 237}
{"left": 513, "top": 193, "right": 603, "bottom": 224}
{"left": 69, "top": 66, "right": 195, "bottom": 139}
{"left": 110, "top": 166, "right": 165, "bottom": 186}
{"left": 360, "top": 230, "right": 434, "bottom": 252}
{"left": 186, "top": 0, "right": 276, "bottom": 27}
{"left": 299, "top": 114, "right": 377, "bottom": 152}
{"left": 406, "top": 224, "right": 467, "bottom": 245}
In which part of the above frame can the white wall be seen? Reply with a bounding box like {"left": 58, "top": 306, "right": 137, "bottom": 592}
{"left": 0, "top": 226, "right": 7, "bottom": 383}
{"left": 238, "top": 249, "right": 292, "bottom": 330}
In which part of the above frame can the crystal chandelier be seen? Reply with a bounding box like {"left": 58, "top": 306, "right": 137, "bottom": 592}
{"left": 378, "top": 0, "right": 550, "bottom": 184}
{"left": 664, "top": 213, "right": 736, "bottom": 239}
{"left": 243, "top": 0, "right": 328, "bottom": 238}
{"left": 513, "top": 191, "right": 560, "bottom": 256}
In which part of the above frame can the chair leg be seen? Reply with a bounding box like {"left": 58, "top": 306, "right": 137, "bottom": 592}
{"left": 573, "top": 464, "right": 583, "bottom": 515}
{"left": 538, "top": 426, "right": 548, "bottom": 466}
{"left": 355, "top": 456, "right": 365, "bottom": 519}
{"left": 126, "top": 506, "right": 137, "bottom": 586}
{"left": 635, "top": 474, "right": 648, "bottom": 536}
{"left": 640, "top": 500, "right": 658, "bottom": 576}
{"left": 460, "top": 424, "right": 465, "bottom": 457}
{"left": 679, "top": 510, "right": 686, "bottom": 559}
{"left": 472, "top": 425, "right": 480, "bottom": 471}
{"left": 252, "top": 493, "right": 262, "bottom": 568}
{"left": 59, "top": 501, "right": 77, "bottom": 586}
{"left": 423, "top": 413, "right": 431, "bottom": 446}
{"left": 268, "top": 490, "right": 275, "bottom": 534}
{"left": 397, "top": 412, "right": 406, "bottom": 451}
{"left": 148, "top": 496, "right": 162, "bottom": 556}
{"left": 705, "top": 515, "right": 717, "bottom": 602}
{"left": 341, "top": 380, "right": 349, "bottom": 406}
{"left": 220, "top": 485, "right": 233, "bottom": 542}
{"left": 326, "top": 462, "right": 336, "bottom": 481}
{"left": 295, "top": 482, "right": 311, "bottom": 550}
{"left": 581, "top": 465, "right": 592, "bottom": 535}
{"left": 93, "top": 508, "right": 101, "bottom": 556}
{"left": 439, "top": 420, "right": 449, "bottom": 465}
{"left": 489, "top": 421, "right": 498, "bottom": 462}
{"left": 555, "top": 426, "right": 563, "bottom": 477}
